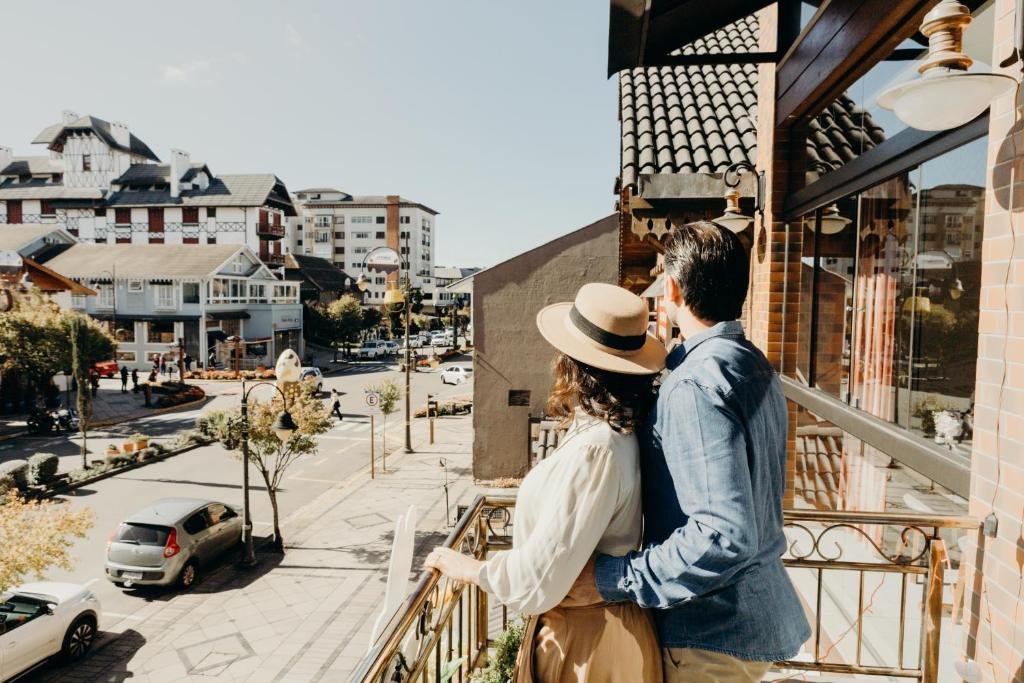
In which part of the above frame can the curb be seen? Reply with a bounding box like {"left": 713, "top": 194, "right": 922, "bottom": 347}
{"left": 39, "top": 439, "right": 212, "bottom": 498}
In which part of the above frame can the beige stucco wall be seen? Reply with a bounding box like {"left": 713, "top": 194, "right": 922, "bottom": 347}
{"left": 472, "top": 214, "right": 619, "bottom": 480}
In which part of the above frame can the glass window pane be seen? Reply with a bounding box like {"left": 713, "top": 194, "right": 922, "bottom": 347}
{"left": 813, "top": 194, "right": 859, "bottom": 401}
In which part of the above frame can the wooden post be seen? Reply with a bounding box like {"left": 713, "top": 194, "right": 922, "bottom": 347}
{"left": 370, "top": 414, "right": 376, "bottom": 479}
{"left": 921, "top": 538, "right": 947, "bottom": 683}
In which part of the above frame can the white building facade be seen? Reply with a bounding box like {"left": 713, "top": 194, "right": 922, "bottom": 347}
{"left": 290, "top": 189, "right": 437, "bottom": 303}
{"left": 42, "top": 243, "right": 302, "bottom": 371}
{"left": 0, "top": 112, "right": 296, "bottom": 266}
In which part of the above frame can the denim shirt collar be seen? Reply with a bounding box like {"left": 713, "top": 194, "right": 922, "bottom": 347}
{"left": 664, "top": 321, "right": 745, "bottom": 371}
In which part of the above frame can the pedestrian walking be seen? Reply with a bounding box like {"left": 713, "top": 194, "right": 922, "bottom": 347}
{"left": 208, "top": 350, "right": 217, "bottom": 369}
{"left": 148, "top": 368, "right": 157, "bottom": 383}
{"left": 131, "top": 368, "right": 139, "bottom": 392}
{"left": 89, "top": 370, "right": 99, "bottom": 397}
{"left": 159, "top": 358, "right": 167, "bottom": 376}
{"left": 330, "top": 388, "right": 343, "bottom": 420}
{"left": 120, "top": 365, "right": 129, "bottom": 393}
{"left": 184, "top": 354, "right": 193, "bottom": 372}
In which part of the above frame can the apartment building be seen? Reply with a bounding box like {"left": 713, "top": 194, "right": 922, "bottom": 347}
{"left": 290, "top": 189, "right": 437, "bottom": 303}
{"left": 0, "top": 111, "right": 297, "bottom": 266}
{"left": 424, "top": 265, "right": 480, "bottom": 312}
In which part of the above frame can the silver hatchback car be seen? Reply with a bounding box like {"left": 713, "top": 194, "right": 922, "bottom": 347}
{"left": 105, "top": 498, "right": 242, "bottom": 589}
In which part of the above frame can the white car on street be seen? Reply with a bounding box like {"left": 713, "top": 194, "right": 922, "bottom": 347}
{"left": 431, "top": 333, "right": 453, "bottom": 347}
{"left": 440, "top": 366, "right": 472, "bottom": 385}
{"left": 0, "top": 582, "right": 100, "bottom": 680}
{"left": 355, "top": 341, "right": 387, "bottom": 360}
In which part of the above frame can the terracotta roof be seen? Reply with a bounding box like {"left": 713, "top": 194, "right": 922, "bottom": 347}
{"left": 619, "top": 14, "right": 888, "bottom": 190}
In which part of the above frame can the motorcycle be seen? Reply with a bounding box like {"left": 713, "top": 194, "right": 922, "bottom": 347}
{"left": 26, "top": 404, "right": 79, "bottom": 434}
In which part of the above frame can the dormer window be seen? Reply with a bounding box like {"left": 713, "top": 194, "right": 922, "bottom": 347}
{"left": 82, "top": 154, "right": 92, "bottom": 172}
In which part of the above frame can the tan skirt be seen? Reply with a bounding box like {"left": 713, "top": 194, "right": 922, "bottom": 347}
{"left": 513, "top": 603, "right": 663, "bottom": 683}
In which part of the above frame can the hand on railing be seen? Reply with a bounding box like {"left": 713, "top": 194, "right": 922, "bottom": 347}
{"left": 424, "top": 547, "right": 482, "bottom": 585}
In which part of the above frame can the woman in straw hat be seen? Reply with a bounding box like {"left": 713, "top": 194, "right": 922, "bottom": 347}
{"left": 426, "top": 282, "right": 666, "bottom": 682}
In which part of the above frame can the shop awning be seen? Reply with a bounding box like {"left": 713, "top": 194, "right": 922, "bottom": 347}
{"left": 206, "top": 311, "right": 251, "bottom": 321}
{"left": 607, "top": 0, "right": 775, "bottom": 75}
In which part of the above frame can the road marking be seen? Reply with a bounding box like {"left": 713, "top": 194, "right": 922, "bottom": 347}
{"left": 103, "top": 612, "right": 144, "bottom": 621}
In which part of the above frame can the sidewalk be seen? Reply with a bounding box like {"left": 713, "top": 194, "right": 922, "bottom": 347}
{"left": 39, "top": 414, "right": 479, "bottom": 683}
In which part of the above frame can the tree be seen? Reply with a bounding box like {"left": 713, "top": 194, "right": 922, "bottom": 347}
{"left": 368, "top": 379, "right": 401, "bottom": 458}
{"left": 206, "top": 387, "right": 331, "bottom": 552}
{"left": 68, "top": 317, "right": 94, "bottom": 468}
{"left": 0, "top": 289, "right": 115, "bottom": 396}
{"left": 0, "top": 492, "right": 93, "bottom": 593}
{"left": 327, "top": 295, "right": 363, "bottom": 357}
{"left": 361, "top": 307, "right": 383, "bottom": 337}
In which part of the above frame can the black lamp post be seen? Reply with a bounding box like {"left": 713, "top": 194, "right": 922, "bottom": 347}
{"left": 238, "top": 377, "right": 298, "bottom": 566}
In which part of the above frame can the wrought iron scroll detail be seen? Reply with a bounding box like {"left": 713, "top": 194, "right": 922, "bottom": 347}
{"left": 784, "top": 522, "right": 932, "bottom": 565}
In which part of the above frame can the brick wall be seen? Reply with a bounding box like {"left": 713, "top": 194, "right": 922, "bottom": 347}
{"left": 961, "top": 0, "right": 1024, "bottom": 679}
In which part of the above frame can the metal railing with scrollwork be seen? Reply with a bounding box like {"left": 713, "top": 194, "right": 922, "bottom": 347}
{"left": 350, "top": 497, "right": 976, "bottom": 683}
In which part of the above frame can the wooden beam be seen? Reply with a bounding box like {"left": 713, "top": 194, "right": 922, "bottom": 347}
{"left": 647, "top": 51, "right": 778, "bottom": 67}
{"left": 775, "top": 0, "right": 934, "bottom": 127}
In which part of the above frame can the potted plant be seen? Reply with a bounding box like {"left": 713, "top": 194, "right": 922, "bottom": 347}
{"left": 132, "top": 433, "right": 149, "bottom": 450}
{"left": 106, "top": 444, "right": 121, "bottom": 463}
{"left": 121, "top": 439, "right": 136, "bottom": 454}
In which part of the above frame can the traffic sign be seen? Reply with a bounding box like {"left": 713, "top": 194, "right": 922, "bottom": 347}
{"left": 366, "top": 391, "right": 380, "bottom": 408}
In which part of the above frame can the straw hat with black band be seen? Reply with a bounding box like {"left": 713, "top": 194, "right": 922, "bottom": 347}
{"left": 536, "top": 283, "right": 666, "bottom": 375}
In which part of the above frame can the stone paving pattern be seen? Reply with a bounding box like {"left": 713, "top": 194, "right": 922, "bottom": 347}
{"left": 38, "top": 415, "right": 478, "bottom": 682}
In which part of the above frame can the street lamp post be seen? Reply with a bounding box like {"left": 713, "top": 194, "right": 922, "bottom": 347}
{"left": 238, "top": 354, "right": 300, "bottom": 566}
{"left": 357, "top": 244, "right": 414, "bottom": 454}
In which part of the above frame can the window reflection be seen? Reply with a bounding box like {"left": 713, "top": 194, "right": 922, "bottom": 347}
{"left": 801, "top": 137, "right": 986, "bottom": 458}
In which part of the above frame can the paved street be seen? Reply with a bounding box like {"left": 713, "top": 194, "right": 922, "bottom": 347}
{"left": 5, "top": 354, "right": 475, "bottom": 682}
{"left": 32, "top": 415, "right": 477, "bottom": 683}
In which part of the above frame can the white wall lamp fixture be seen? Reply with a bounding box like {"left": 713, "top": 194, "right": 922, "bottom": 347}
{"left": 877, "top": 0, "right": 1016, "bottom": 131}
{"left": 808, "top": 162, "right": 853, "bottom": 234}
{"left": 714, "top": 161, "right": 764, "bottom": 234}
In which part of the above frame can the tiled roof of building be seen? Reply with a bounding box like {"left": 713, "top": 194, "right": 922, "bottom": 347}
{"left": 0, "top": 180, "right": 104, "bottom": 200}
{"left": 805, "top": 94, "right": 887, "bottom": 168}
{"left": 284, "top": 253, "right": 354, "bottom": 293}
{"left": 0, "top": 224, "right": 74, "bottom": 252}
{"left": 296, "top": 194, "right": 439, "bottom": 215}
{"left": 619, "top": 15, "right": 759, "bottom": 188}
{"left": 619, "top": 14, "right": 888, "bottom": 189}
{"left": 33, "top": 115, "right": 160, "bottom": 162}
{"left": 44, "top": 243, "right": 247, "bottom": 279}
{"left": 113, "top": 163, "right": 211, "bottom": 187}
{"left": 105, "top": 174, "right": 297, "bottom": 214}
{"left": 0, "top": 156, "right": 63, "bottom": 176}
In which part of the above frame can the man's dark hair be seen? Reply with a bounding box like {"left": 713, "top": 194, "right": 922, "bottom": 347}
{"left": 663, "top": 220, "right": 749, "bottom": 322}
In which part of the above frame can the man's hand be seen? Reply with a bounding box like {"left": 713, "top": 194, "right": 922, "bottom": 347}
{"left": 559, "top": 555, "right": 604, "bottom": 607}
{"left": 425, "top": 547, "right": 483, "bottom": 585}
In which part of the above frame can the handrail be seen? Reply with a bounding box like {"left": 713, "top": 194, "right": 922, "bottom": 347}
{"left": 351, "top": 495, "right": 978, "bottom": 683}
{"left": 351, "top": 495, "right": 491, "bottom": 683}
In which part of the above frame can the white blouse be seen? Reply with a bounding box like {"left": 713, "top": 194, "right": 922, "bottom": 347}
{"left": 477, "top": 412, "right": 643, "bottom": 615}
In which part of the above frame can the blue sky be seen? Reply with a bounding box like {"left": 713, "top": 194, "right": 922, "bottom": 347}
{"left": 1, "top": 1, "right": 618, "bottom": 269}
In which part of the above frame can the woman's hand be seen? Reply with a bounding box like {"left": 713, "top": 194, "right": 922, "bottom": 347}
{"left": 425, "top": 547, "right": 483, "bottom": 585}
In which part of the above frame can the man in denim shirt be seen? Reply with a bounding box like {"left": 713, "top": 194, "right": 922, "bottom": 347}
{"left": 569, "top": 222, "right": 809, "bottom": 681}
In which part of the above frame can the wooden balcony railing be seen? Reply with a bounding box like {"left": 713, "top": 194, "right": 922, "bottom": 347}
{"left": 350, "top": 496, "right": 977, "bottom": 683}
{"left": 257, "top": 220, "right": 286, "bottom": 239}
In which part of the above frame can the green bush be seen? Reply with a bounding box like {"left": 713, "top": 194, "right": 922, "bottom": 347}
{"left": 67, "top": 463, "right": 113, "bottom": 483}
{"left": 0, "top": 472, "right": 16, "bottom": 495}
{"left": 27, "top": 453, "right": 60, "bottom": 486}
{"left": 472, "top": 617, "right": 525, "bottom": 683}
{"left": 0, "top": 460, "right": 30, "bottom": 490}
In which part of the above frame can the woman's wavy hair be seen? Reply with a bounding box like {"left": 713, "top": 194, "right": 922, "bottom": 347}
{"left": 546, "top": 353, "right": 657, "bottom": 434}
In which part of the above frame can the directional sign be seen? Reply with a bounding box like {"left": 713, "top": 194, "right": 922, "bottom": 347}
{"left": 366, "top": 391, "right": 380, "bottom": 408}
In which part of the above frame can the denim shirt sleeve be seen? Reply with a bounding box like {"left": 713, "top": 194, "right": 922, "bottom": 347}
{"left": 595, "top": 379, "right": 757, "bottom": 608}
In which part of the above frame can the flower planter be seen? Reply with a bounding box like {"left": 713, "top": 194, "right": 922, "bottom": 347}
{"left": 134, "top": 439, "right": 149, "bottom": 450}
{"left": 121, "top": 441, "right": 136, "bottom": 453}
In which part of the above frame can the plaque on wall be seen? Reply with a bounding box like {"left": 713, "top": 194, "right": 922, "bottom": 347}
{"left": 508, "top": 390, "right": 530, "bottom": 407}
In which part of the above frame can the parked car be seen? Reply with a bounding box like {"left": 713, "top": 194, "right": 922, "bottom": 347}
{"left": 300, "top": 367, "right": 324, "bottom": 393}
{"left": 430, "top": 333, "right": 453, "bottom": 347}
{"left": 93, "top": 360, "right": 119, "bottom": 379}
{"left": 0, "top": 582, "right": 100, "bottom": 680}
{"left": 105, "top": 498, "right": 242, "bottom": 590}
{"left": 440, "top": 365, "right": 472, "bottom": 385}
{"left": 354, "top": 341, "right": 387, "bottom": 360}
{"left": 382, "top": 341, "right": 399, "bottom": 356}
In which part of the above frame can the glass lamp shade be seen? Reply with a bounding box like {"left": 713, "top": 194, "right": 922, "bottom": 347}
{"left": 714, "top": 187, "right": 753, "bottom": 233}
{"left": 383, "top": 288, "right": 405, "bottom": 305}
{"left": 272, "top": 410, "right": 298, "bottom": 442}
{"left": 877, "top": 69, "right": 1016, "bottom": 131}
{"left": 819, "top": 204, "right": 851, "bottom": 235}
{"left": 902, "top": 295, "right": 932, "bottom": 315}
{"left": 355, "top": 274, "right": 370, "bottom": 292}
